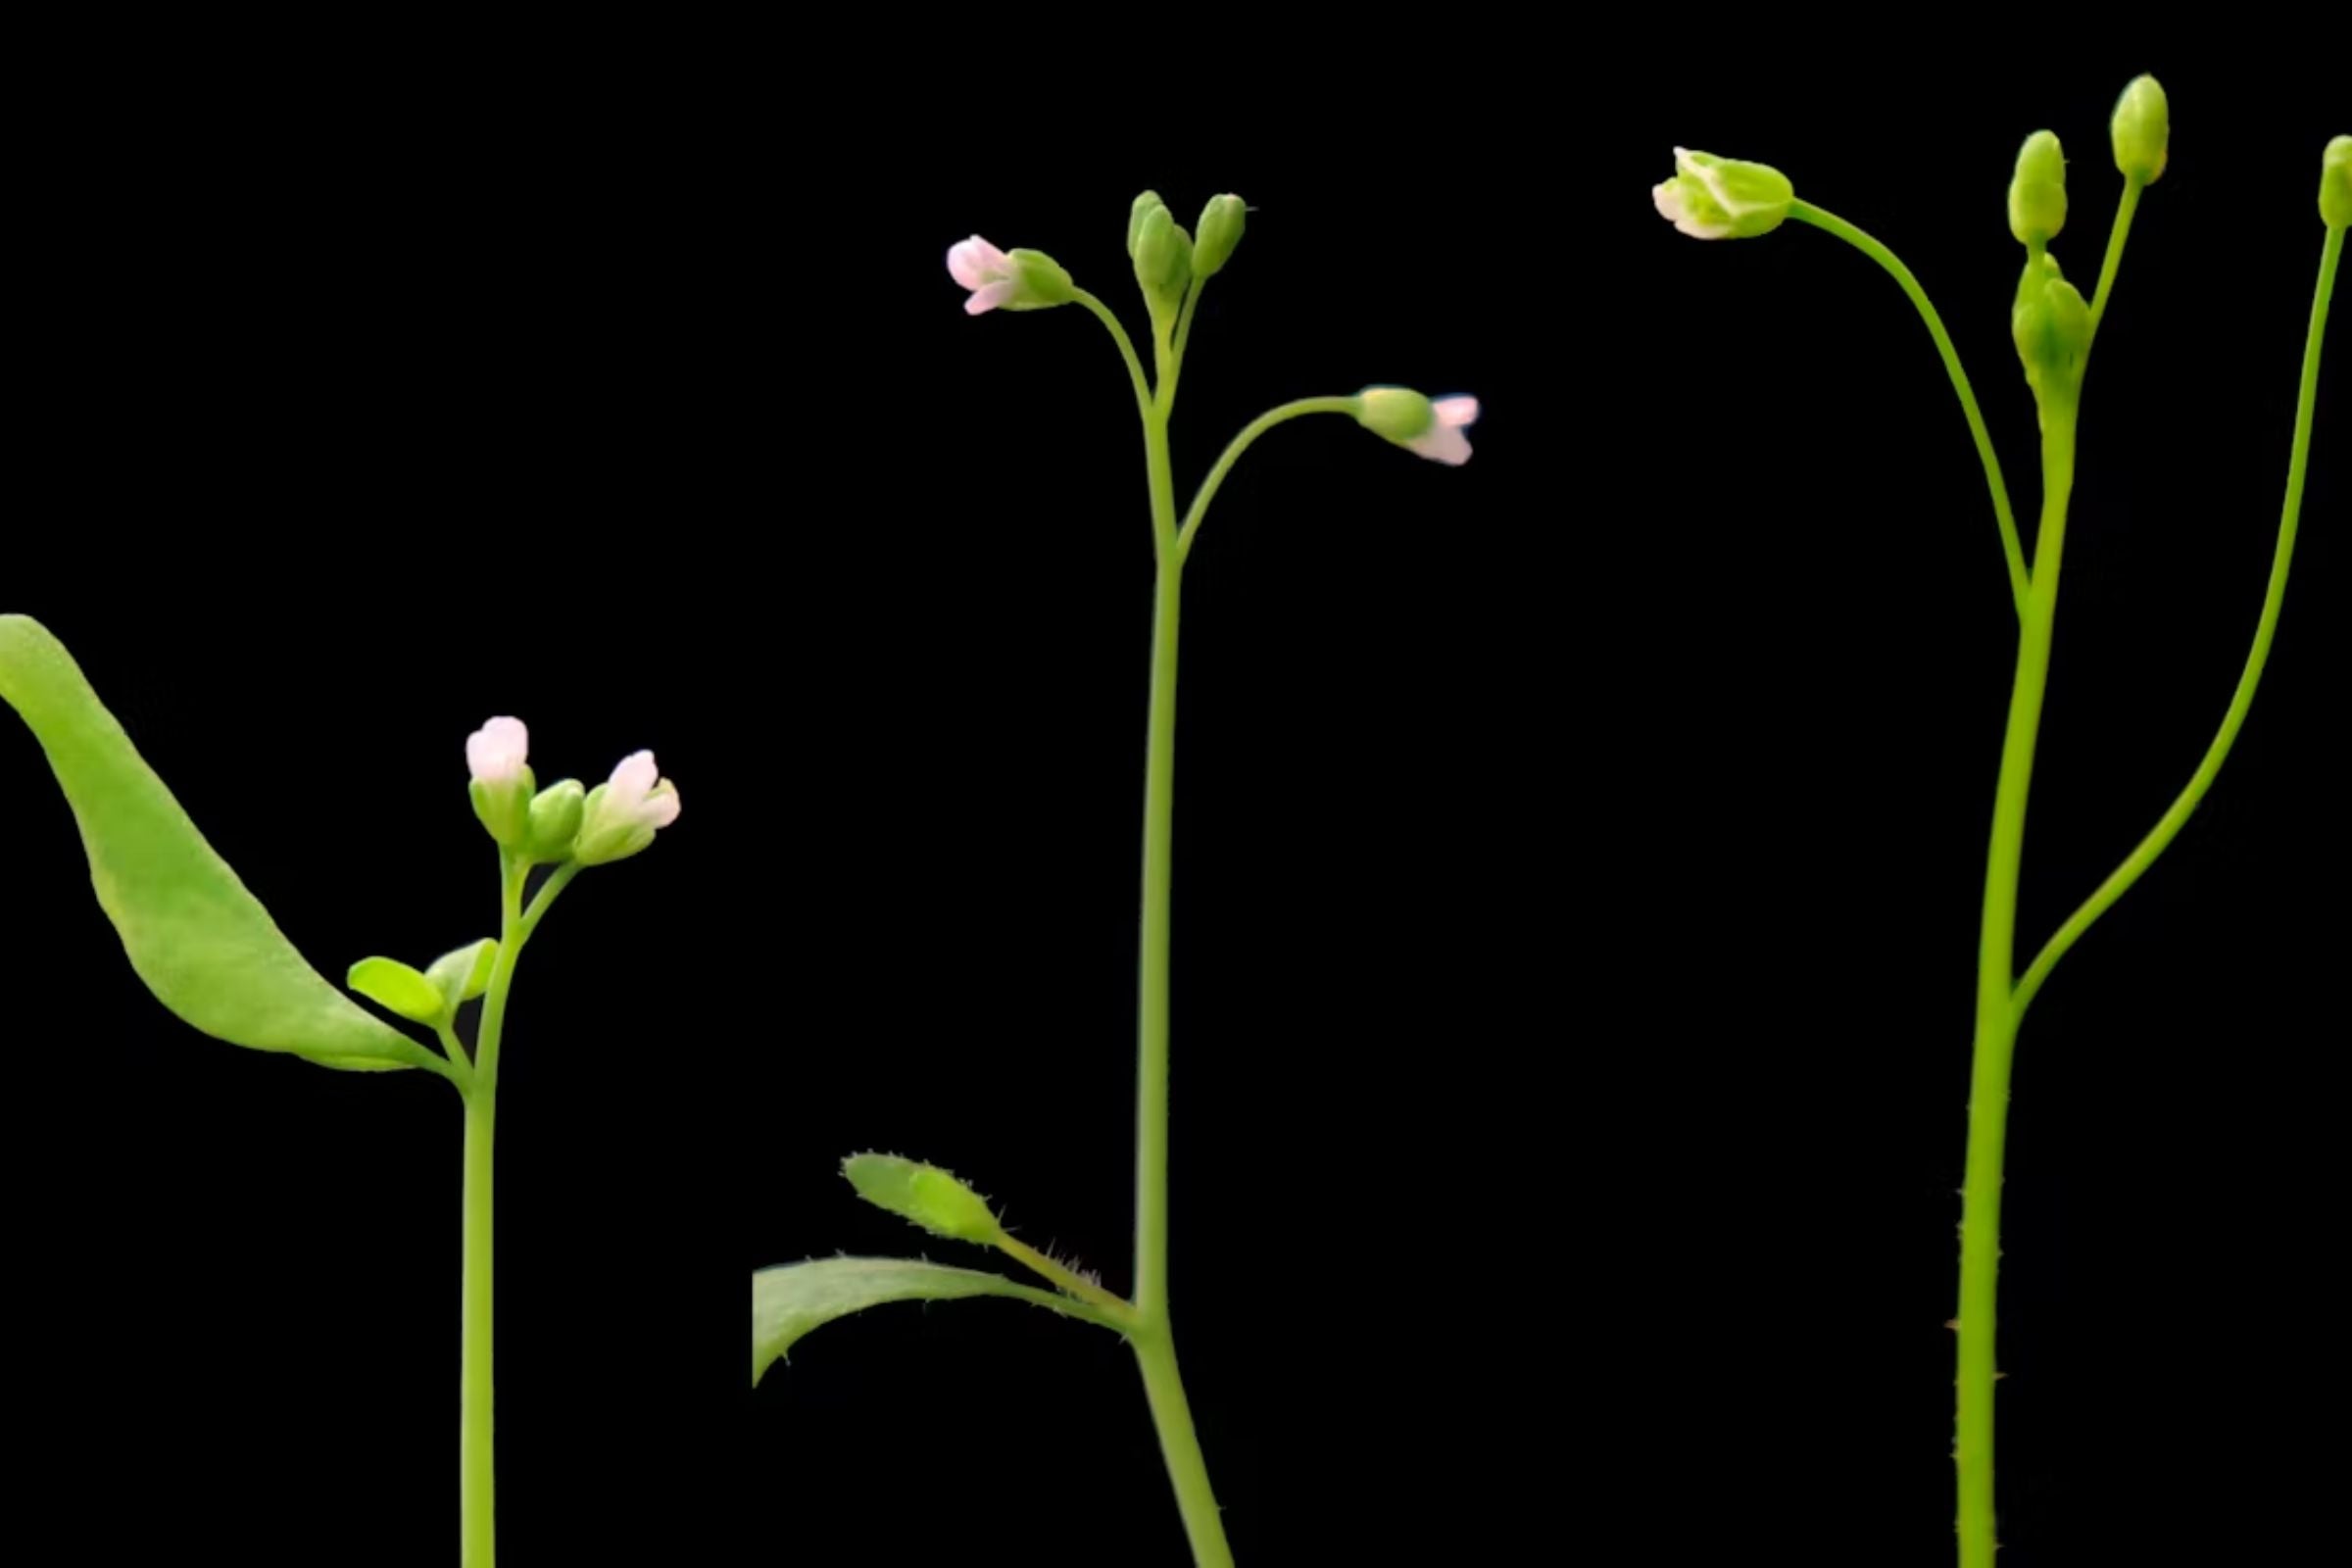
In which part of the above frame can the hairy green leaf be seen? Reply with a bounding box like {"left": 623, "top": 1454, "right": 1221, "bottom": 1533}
{"left": 1, "top": 614, "right": 440, "bottom": 1074}
{"left": 751, "top": 1257, "right": 1125, "bottom": 1386}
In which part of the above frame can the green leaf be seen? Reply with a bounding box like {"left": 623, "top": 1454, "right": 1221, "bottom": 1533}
{"left": 425, "top": 938, "right": 498, "bottom": 1009}
{"left": 751, "top": 1257, "right": 1127, "bottom": 1386}
{"left": 347, "top": 956, "right": 447, "bottom": 1023}
{"left": 1, "top": 614, "right": 441, "bottom": 1074}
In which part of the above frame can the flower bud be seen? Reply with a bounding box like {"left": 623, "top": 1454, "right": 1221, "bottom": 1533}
{"left": 1355, "top": 387, "right": 1480, "bottom": 466}
{"left": 1193, "top": 193, "right": 1246, "bottom": 279}
{"left": 842, "top": 1152, "right": 1002, "bottom": 1245}
{"left": 2012, "top": 253, "right": 2092, "bottom": 403}
{"left": 524, "top": 777, "right": 586, "bottom": 862}
{"left": 2009, "top": 130, "right": 2068, "bottom": 246}
{"left": 2324, "top": 135, "right": 2352, "bottom": 230}
{"left": 466, "top": 715, "right": 533, "bottom": 848}
{"left": 947, "top": 236, "right": 1075, "bottom": 316}
{"left": 1133, "top": 203, "right": 1194, "bottom": 307}
{"left": 572, "top": 750, "right": 680, "bottom": 866}
{"left": 1651, "top": 148, "right": 1793, "bottom": 240}
{"left": 1127, "top": 190, "right": 1166, "bottom": 259}
{"left": 2110, "top": 75, "right": 2170, "bottom": 186}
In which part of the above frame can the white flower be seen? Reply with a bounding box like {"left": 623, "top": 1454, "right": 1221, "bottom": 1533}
{"left": 948, "top": 235, "right": 1020, "bottom": 315}
{"left": 946, "top": 235, "right": 1074, "bottom": 316}
{"left": 466, "top": 716, "right": 529, "bottom": 784}
{"left": 1406, "top": 396, "right": 1480, "bottom": 466}
{"left": 572, "top": 749, "right": 681, "bottom": 866}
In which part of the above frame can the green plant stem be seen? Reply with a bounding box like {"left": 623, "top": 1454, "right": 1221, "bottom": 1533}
{"left": 1174, "top": 397, "right": 1362, "bottom": 560}
{"left": 1129, "top": 387, "right": 1233, "bottom": 1567}
{"left": 1134, "top": 1327, "right": 1232, "bottom": 1568}
{"left": 2016, "top": 223, "right": 2341, "bottom": 1023}
{"left": 1789, "top": 200, "right": 2030, "bottom": 620}
{"left": 460, "top": 853, "right": 575, "bottom": 1568}
{"left": 1956, "top": 397, "right": 2078, "bottom": 1568}
{"left": 2088, "top": 178, "right": 2145, "bottom": 340}
{"left": 992, "top": 1231, "right": 1139, "bottom": 1322}
{"left": 1073, "top": 288, "right": 1153, "bottom": 416}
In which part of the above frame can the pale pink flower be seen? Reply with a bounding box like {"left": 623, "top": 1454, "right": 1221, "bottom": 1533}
{"left": 466, "top": 716, "right": 529, "bottom": 785}
{"left": 947, "top": 235, "right": 1020, "bottom": 316}
{"left": 1406, "top": 397, "right": 1480, "bottom": 466}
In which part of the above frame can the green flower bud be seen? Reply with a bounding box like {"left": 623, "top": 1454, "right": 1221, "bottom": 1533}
{"left": 2110, "top": 75, "right": 2170, "bottom": 186}
{"left": 2324, "top": 135, "right": 2352, "bottom": 230}
{"left": 1133, "top": 204, "right": 1194, "bottom": 302}
{"left": 1004, "top": 248, "right": 1074, "bottom": 311}
{"left": 2009, "top": 130, "right": 2068, "bottom": 246}
{"left": 842, "top": 1152, "right": 1002, "bottom": 1245}
{"left": 2012, "top": 253, "right": 2092, "bottom": 403}
{"left": 467, "top": 766, "right": 534, "bottom": 849}
{"left": 1127, "top": 190, "right": 1166, "bottom": 259}
{"left": 1651, "top": 148, "right": 1793, "bottom": 240}
{"left": 1193, "top": 193, "right": 1247, "bottom": 279}
{"left": 524, "top": 777, "right": 585, "bottom": 862}
{"left": 1355, "top": 386, "right": 1435, "bottom": 443}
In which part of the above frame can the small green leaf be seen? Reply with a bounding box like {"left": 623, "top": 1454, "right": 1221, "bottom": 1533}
{"left": 842, "top": 1152, "right": 1002, "bottom": 1244}
{"left": 751, "top": 1258, "right": 1126, "bottom": 1386}
{"left": 425, "top": 938, "right": 499, "bottom": 1009}
{"left": 347, "top": 956, "right": 447, "bottom": 1023}
{"left": 1, "top": 614, "right": 440, "bottom": 1074}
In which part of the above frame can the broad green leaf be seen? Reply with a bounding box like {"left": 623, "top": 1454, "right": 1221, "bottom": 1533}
{"left": 751, "top": 1257, "right": 1126, "bottom": 1386}
{"left": 425, "top": 938, "right": 498, "bottom": 1009}
{"left": 347, "top": 956, "right": 446, "bottom": 1023}
{"left": 1, "top": 614, "right": 440, "bottom": 1074}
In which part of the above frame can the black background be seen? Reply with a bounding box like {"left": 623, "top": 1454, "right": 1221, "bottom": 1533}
{"left": 4, "top": 43, "right": 2339, "bottom": 1567}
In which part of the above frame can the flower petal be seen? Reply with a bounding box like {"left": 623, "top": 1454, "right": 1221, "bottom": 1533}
{"left": 1405, "top": 425, "right": 1474, "bottom": 466}
{"left": 947, "top": 240, "right": 986, "bottom": 290}
{"left": 644, "top": 783, "right": 681, "bottom": 828}
{"left": 1432, "top": 396, "right": 1479, "bottom": 428}
{"left": 966, "top": 278, "right": 1016, "bottom": 316}
{"left": 611, "top": 750, "right": 660, "bottom": 798}
{"left": 466, "top": 716, "right": 529, "bottom": 783}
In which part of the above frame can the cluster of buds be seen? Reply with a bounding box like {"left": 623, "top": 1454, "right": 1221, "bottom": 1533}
{"left": 466, "top": 716, "right": 679, "bottom": 867}
{"left": 946, "top": 190, "right": 1480, "bottom": 466}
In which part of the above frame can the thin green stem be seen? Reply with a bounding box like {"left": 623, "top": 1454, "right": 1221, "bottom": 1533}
{"left": 437, "top": 1020, "right": 473, "bottom": 1076}
{"left": 519, "top": 860, "right": 580, "bottom": 938}
{"left": 2015, "top": 224, "right": 2342, "bottom": 1025}
{"left": 1134, "top": 1329, "right": 1235, "bottom": 1568}
{"left": 1174, "top": 397, "right": 1362, "bottom": 561}
{"left": 1161, "top": 286, "right": 1202, "bottom": 413}
{"left": 2088, "top": 179, "right": 2145, "bottom": 342}
{"left": 1956, "top": 398, "right": 2078, "bottom": 1568}
{"left": 1129, "top": 405, "right": 1233, "bottom": 1565}
{"left": 993, "top": 1231, "right": 1140, "bottom": 1324}
{"left": 1072, "top": 288, "right": 1153, "bottom": 416}
{"left": 460, "top": 850, "right": 527, "bottom": 1568}
{"left": 1789, "top": 200, "right": 2030, "bottom": 620}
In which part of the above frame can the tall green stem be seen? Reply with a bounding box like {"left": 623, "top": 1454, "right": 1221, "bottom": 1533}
{"left": 2016, "top": 224, "right": 2341, "bottom": 1022}
{"left": 461, "top": 851, "right": 526, "bottom": 1568}
{"left": 1789, "top": 201, "right": 2030, "bottom": 619}
{"left": 1131, "top": 398, "right": 1234, "bottom": 1566}
{"left": 1956, "top": 401, "right": 2077, "bottom": 1567}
